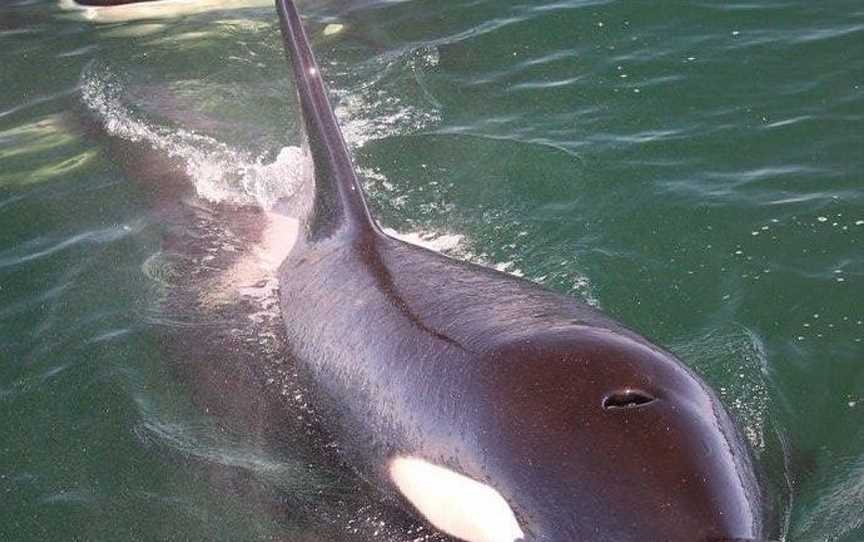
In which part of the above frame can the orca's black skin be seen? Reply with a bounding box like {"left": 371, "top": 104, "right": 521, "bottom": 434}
{"left": 274, "top": 1, "right": 769, "bottom": 541}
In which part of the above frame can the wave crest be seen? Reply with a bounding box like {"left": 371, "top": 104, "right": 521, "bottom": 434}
{"left": 80, "top": 66, "right": 309, "bottom": 210}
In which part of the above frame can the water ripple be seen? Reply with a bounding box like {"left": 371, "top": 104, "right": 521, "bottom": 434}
{"left": 0, "top": 223, "right": 140, "bottom": 270}
{"left": 0, "top": 89, "right": 77, "bottom": 121}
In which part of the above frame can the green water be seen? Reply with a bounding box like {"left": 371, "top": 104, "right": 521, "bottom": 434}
{"left": 1, "top": 0, "right": 862, "bottom": 540}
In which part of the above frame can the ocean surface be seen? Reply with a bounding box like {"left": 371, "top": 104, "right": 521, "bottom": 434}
{"left": 1, "top": 0, "right": 862, "bottom": 540}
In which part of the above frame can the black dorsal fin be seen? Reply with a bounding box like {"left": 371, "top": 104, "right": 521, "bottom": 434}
{"left": 275, "top": 0, "right": 377, "bottom": 240}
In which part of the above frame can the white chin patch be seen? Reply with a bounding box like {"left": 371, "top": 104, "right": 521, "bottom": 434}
{"left": 389, "top": 456, "right": 525, "bottom": 542}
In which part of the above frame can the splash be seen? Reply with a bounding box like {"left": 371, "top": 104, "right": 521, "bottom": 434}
{"left": 382, "top": 225, "right": 530, "bottom": 280}
{"left": 80, "top": 66, "right": 309, "bottom": 210}
{"left": 383, "top": 227, "right": 464, "bottom": 253}
{"left": 333, "top": 46, "right": 442, "bottom": 149}
{"left": 335, "top": 90, "right": 441, "bottom": 149}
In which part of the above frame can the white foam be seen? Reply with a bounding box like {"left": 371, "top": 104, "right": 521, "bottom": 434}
{"left": 332, "top": 47, "right": 442, "bottom": 149}
{"left": 381, "top": 225, "right": 599, "bottom": 304}
{"left": 383, "top": 227, "right": 463, "bottom": 253}
{"left": 336, "top": 93, "right": 441, "bottom": 149}
{"left": 81, "top": 68, "right": 309, "bottom": 210}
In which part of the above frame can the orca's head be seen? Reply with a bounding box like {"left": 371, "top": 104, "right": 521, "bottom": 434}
{"left": 390, "top": 327, "right": 766, "bottom": 542}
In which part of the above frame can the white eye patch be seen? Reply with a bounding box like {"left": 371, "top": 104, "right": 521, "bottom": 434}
{"left": 389, "top": 456, "right": 525, "bottom": 542}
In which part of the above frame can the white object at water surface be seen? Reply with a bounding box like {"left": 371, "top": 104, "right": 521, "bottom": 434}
{"left": 58, "top": 0, "right": 271, "bottom": 23}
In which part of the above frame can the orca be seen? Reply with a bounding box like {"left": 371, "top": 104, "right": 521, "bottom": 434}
{"left": 73, "top": 0, "right": 771, "bottom": 539}
{"left": 272, "top": 0, "right": 768, "bottom": 541}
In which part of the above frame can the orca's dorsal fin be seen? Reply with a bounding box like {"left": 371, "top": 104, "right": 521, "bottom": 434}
{"left": 275, "top": 0, "right": 377, "bottom": 240}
